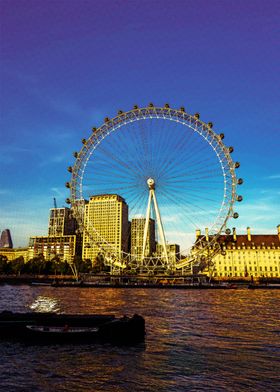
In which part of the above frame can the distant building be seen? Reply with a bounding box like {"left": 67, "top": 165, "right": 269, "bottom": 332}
{"left": 48, "top": 207, "right": 76, "bottom": 236}
{"left": 0, "top": 229, "right": 13, "bottom": 248}
{"left": 131, "top": 218, "right": 156, "bottom": 261}
{"left": 156, "top": 243, "right": 180, "bottom": 265}
{"left": 195, "top": 226, "right": 280, "bottom": 278}
{"left": 82, "top": 194, "right": 129, "bottom": 262}
{"left": 0, "top": 247, "right": 29, "bottom": 262}
{"left": 28, "top": 235, "right": 76, "bottom": 262}
{"left": 27, "top": 206, "right": 81, "bottom": 263}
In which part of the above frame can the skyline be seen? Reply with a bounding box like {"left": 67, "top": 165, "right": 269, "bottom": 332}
{"left": 1, "top": 0, "right": 280, "bottom": 247}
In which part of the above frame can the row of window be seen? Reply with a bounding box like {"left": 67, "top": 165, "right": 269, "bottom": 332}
{"left": 214, "top": 273, "right": 279, "bottom": 277}
{"left": 219, "top": 266, "right": 278, "bottom": 272}
{"left": 219, "top": 259, "right": 279, "bottom": 264}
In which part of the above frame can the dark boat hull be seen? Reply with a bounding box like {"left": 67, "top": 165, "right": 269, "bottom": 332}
{"left": 0, "top": 311, "right": 145, "bottom": 344}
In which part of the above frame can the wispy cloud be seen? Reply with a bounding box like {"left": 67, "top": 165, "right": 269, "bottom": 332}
{"left": 51, "top": 187, "right": 67, "bottom": 199}
{"left": 0, "top": 189, "right": 11, "bottom": 196}
{"left": 39, "top": 153, "right": 69, "bottom": 167}
{"left": 0, "top": 146, "right": 38, "bottom": 165}
{"left": 265, "top": 174, "right": 280, "bottom": 180}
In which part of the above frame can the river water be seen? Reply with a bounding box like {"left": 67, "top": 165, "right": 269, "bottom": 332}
{"left": 0, "top": 285, "right": 279, "bottom": 391}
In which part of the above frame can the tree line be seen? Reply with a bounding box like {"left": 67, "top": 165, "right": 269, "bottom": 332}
{"left": 0, "top": 254, "right": 109, "bottom": 276}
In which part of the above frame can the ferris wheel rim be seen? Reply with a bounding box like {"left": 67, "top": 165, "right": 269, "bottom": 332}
{"left": 68, "top": 105, "right": 239, "bottom": 261}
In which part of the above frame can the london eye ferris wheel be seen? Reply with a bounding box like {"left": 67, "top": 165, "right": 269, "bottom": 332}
{"left": 66, "top": 104, "right": 242, "bottom": 272}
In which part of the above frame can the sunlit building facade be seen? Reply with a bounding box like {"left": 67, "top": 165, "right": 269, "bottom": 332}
{"left": 0, "top": 247, "right": 29, "bottom": 262}
{"left": 0, "top": 229, "right": 29, "bottom": 262}
{"left": 196, "top": 226, "right": 280, "bottom": 279}
{"left": 28, "top": 235, "right": 76, "bottom": 262}
{"left": 82, "top": 194, "right": 129, "bottom": 262}
{"left": 27, "top": 206, "right": 79, "bottom": 263}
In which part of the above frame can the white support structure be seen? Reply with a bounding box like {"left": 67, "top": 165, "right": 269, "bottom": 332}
{"left": 142, "top": 178, "right": 169, "bottom": 264}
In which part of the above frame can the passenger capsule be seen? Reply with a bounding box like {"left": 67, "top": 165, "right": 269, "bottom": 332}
{"left": 222, "top": 251, "right": 226, "bottom": 256}
{"left": 194, "top": 113, "right": 200, "bottom": 119}
{"left": 180, "top": 107, "right": 185, "bottom": 112}
{"left": 237, "top": 195, "right": 243, "bottom": 202}
{"left": 228, "top": 146, "right": 234, "bottom": 153}
{"left": 73, "top": 152, "right": 78, "bottom": 158}
{"left": 149, "top": 103, "right": 154, "bottom": 107}
{"left": 225, "top": 228, "right": 231, "bottom": 235}
{"left": 104, "top": 117, "right": 110, "bottom": 122}
{"left": 237, "top": 178, "right": 243, "bottom": 185}
{"left": 67, "top": 166, "right": 72, "bottom": 173}
{"left": 219, "top": 133, "right": 225, "bottom": 140}
{"left": 65, "top": 198, "right": 71, "bottom": 204}
{"left": 235, "top": 162, "right": 240, "bottom": 168}
{"left": 82, "top": 138, "right": 87, "bottom": 144}
{"left": 208, "top": 122, "right": 213, "bottom": 128}
{"left": 65, "top": 182, "right": 70, "bottom": 188}
{"left": 118, "top": 110, "right": 123, "bottom": 115}
{"left": 164, "top": 103, "right": 170, "bottom": 108}
{"left": 133, "top": 105, "right": 138, "bottom": 109}
{"left": 233, "top": 212, "right": 239, "bottom": 219}
{"left": 92, "top": 127, "right": 97, "bottom": 132}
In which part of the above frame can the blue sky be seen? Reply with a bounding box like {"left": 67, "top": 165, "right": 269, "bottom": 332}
{"left": 1, "top": 0, "right": 279, "bottom": 247}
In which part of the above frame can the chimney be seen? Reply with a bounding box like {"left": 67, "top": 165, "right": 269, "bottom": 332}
{"left": 195, "top": 229, "right": 201, "bottom": 239}
{"left": 277, "top": 225, "right": 280, "bottom": 241}
{"left": 205, "top": 227, "right": 209, "bottom": 242}
{"left": 233, "top": 227, "right": 237, "bottom": 241}
{"left": 247, "top": 227, "right": 251, "bottom": 241}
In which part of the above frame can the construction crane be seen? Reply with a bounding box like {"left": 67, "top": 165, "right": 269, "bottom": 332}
{"left": 53, "top": 197, "right": 57, "bottom": 209}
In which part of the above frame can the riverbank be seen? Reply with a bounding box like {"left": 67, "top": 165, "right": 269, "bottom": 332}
{"left": 0, "top": 274, "right": 75, "bottom": 285}
{"left": 1, "top": 274, "right": 279, "bottom": 289}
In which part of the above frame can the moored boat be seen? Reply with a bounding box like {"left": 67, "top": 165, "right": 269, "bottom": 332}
{"left": 24, "top": 325, "right": 99, "bottom": 343}
{"left": 0, "top": 311, "right": 145, "bottom": 344}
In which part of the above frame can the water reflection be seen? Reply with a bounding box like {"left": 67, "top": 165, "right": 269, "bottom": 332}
{"left": 0, "top": 286, "right": 279, "bottom": 391}
{"left": 29, "top": 296, "right": 60, "bottom": 313}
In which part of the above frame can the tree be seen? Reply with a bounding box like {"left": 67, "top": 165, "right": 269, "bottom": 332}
{"left": 23, "top": 254, "right": 45, "bottom": 274}
{"left": 8, "top": 256, "right": 25, "bottom": 276}
{"left": 0, "top": 255, "right": 8, "bottom": 274}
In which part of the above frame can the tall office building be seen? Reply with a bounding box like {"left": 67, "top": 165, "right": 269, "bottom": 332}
{"left": 48, "top": 207, "right": 76, "bottom": 236}
{"left": 0, "top": 229, "right": 13, "bottom": 248}
{"left": 131, "top": 218, "right": 156, "bottom": 261}
{"left": 82, "top": 194, "right": 129, "bottom": 261}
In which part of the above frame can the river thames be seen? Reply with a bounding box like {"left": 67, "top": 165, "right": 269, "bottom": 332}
{"left": 0, "top": 285, "right": 279, "bottom": 391}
